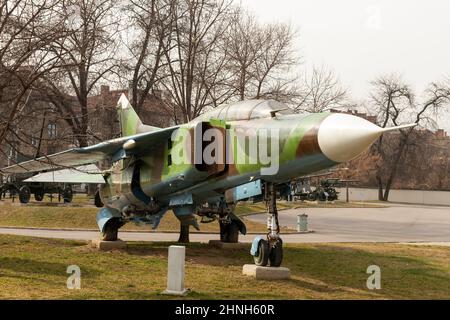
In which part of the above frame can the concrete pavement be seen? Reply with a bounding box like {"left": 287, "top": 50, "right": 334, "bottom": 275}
{"left": 0, "top": 227, "right": 297, "bottom": 243}
{"left": 247, "top": 203, "right": 450, "bottom": 242}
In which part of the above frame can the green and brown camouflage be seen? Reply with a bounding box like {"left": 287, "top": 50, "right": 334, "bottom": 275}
{"left": 99, "top": 99, "right": 334, "bottom": 220}
{"left": 1, "top": 95, "right": 414, "bottom": 242}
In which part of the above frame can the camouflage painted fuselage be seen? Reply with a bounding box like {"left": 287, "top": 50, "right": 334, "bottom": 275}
{"left": 99, "top": 100, "right": 337, "bottom": 218}
{"left": 0, "top": 96, "right": 412, "bottom": 234}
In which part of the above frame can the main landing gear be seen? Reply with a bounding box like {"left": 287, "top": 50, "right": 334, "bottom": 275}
{"left": 219, "top": 218, "right": 240, "bottom": 243}
{"left": 253, "top": 182, "right": 283, "bottom": 267}
{"left": 217, "top": 203, "right": 246, "bottom": 243}
{"left": 197, "top": 201, "right": 246, "bottom": 244}
{"left": 101, "top": 218, "right": 124, "bottom": 241}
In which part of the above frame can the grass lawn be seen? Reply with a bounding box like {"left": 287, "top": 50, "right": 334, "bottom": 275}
{"left": 0, "top": 203, "right": 274, "bottom": 233}
{"left": 0, "top": 197, "right": 386, "bottom": 233}
{"left": 0, "top": 201, "right": 296, "bottom": 233}
{"left": 0, "top": 234, "right": 449, "bottom": 299}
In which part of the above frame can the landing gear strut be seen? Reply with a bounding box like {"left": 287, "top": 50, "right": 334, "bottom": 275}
{"left": 253, "top": 182, "right": 283, "bottom": 267}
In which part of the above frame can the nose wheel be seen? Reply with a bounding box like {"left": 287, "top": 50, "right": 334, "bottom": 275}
{"left": 254, "top": 239, "right": 269, "bottom": 266}
{"left": 252, "top": 182, "right": 284, "bottom": 267}
{"left": 253, "top": 238, "right": 283, "bottom": 267}
{"left": 268, "top": 238, "right": 283, "bottom": 267}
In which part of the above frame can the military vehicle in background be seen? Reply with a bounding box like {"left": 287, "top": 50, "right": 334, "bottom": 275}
{"left": 307, "top": 178, "right": 341, "bottom": 201}
{"left": 0, "top": 177, "right": 74, "bottom": 204}
{"left": 0, "top": 164, "right": 103, "bottom": 204}
{"left": 284, "top": 173, "right": 342, "bottom": 202}
{"left": 285, "top": 178, "right": 309, "bottom": 201}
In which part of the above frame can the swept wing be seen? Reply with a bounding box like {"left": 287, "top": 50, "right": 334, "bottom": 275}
{"left": 1, "top": 125, "right": 179, "bottom": 174}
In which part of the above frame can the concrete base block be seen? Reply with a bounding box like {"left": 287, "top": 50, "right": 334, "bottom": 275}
{"left": 161, "top": 289, "right": 189, "bottom": 296}
{"left": 208, "top": 240, "right": 249, "bottom": 249}
{"left": 242, "top": 264, "right": 291, "bottom": 280}
{"left": 90, "top": 239, "right": 127, "bottom": 251}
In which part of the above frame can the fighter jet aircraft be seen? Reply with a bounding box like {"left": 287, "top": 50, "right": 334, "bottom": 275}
{"left": 1, "top": 95, "right": 414, "bottom": 266}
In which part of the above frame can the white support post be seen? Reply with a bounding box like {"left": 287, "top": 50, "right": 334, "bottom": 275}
{"left": 163, "top": 245, "right": 188, "bottom": 295}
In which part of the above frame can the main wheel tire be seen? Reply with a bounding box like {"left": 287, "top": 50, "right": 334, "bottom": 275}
{"left": 19, "top": 186, "right": 31, "bottom": 204}
{"left": 178, "top": 224, "right": 190, "bottom": 243}
{"left": 101, "top": 218, "right": 121, "bottom": 241}
{"left": 254, "top": 239, "right": 269, "bottom": 266}
{"left": 225, "top": 221, "right": 239, "bottom": 243}
{"left": 34, "top": 190, "right": 45, "bottom": 201}
{"left": 220, "top": 220, "right": 240, "bottom": 243}
{"left": 318, "top": 192, "right": 327, "bottom": 202}
{"left": 268, "top": 239, "right": 283, "bottom": 267}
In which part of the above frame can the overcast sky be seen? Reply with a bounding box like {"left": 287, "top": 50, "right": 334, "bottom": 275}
{"left": 239, "top": 0, "right": 450, "bottom": 130}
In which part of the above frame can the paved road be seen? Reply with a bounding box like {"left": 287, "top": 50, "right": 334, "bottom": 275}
{"left": 0, "top": 227, "right": 305, "bottom": 244}
{"left": 0, "top": 227, "right": 224, "bottom": 243}
{"left": 247, "top": 203, "right": 450, "bottom": 242}
{"left": 0, "top": 203, "right": 449, "bottom": 243}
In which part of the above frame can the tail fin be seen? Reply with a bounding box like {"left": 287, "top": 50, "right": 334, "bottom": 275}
{"left": 117, "top": 94, "right": 143, "bottom": 137}
{"left": 117, "top": 94, "right": 162, "bottom": 136}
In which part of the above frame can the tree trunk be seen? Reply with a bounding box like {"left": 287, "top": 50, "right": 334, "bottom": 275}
{"left": 383, "top": 186, "right": 391, "bottom": 201}
{"left": 383, "top": 171, "right": 396, "bottom": 201}
{"left": 376, "top": 175, "right": 384, "bottom": 201}
{"left": 77, "top": 135, "right": 88, "bottom": 148}
{"left": 382, "top": 139, "right": 407, "bottom": 201}
{"left": 178, "top": 224, "right": 190, "bottom": 243}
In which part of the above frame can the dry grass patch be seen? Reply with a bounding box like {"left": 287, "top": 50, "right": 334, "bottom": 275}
{"left": 0, "top": 202, "right": 285, "bottom": 233}
{"left": 0, "top": 235, "right": 449, "bottom": 299}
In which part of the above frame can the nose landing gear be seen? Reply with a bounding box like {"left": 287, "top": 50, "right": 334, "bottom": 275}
{"left": 252, "top": 182, "right": 283, "bottom": 267}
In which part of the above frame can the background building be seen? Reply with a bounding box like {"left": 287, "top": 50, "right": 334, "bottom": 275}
{"left": 0, "top": 86, "right": 173, "bottom": 172}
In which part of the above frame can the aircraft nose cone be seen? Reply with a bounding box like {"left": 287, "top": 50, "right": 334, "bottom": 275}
{"left": 318, "top": 113, "right": 383, "bottom": 163}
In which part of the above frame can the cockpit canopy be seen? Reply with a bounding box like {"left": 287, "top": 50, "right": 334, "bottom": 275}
{"left": 197, "top": 100, "right": 293, "bottom": 122}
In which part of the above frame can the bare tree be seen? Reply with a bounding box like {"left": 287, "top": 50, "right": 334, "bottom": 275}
{"left": 160, "top": 0, "right": 234, "bottom": 123}
{"left": 225, "top": 10, "right": 299, "bottom": 103}
{"left": 123, "top": 0, "right": 174, "bottom": 113}
{"left": 40, "top": 0, "right": 120, "bottom": 147}
{"left": 0, "top": 0, "right": 69, "bottom": 166}
{"left": 369, "top": 74, "right": 450, "bottom": 201}
{"left": 295, "top": 65, "right": 347, "bottom": 113}
{"left": 225, "top": 12, "right": 258, "bottom": 101}
{"left": 252, "top": 23, "right": 298, "bottom": 100}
